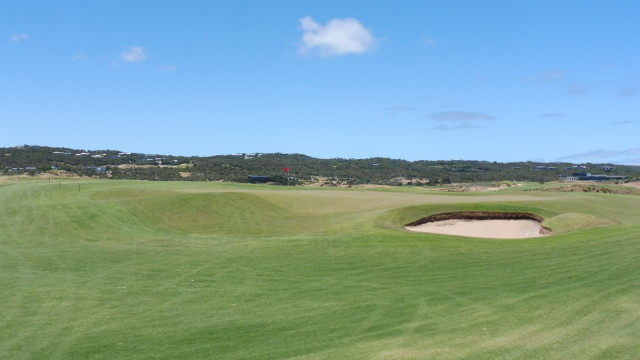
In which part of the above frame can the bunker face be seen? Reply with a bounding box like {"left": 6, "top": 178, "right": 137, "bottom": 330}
{"left": 405, "top": 211, "right": 552, "bottom": 239}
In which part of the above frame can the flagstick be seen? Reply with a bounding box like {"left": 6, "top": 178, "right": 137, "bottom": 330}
{"left": 284, "top": 167, "right": 291, "bottom": 190}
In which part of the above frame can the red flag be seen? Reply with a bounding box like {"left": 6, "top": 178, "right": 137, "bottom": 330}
{"left": 284, "top": 168, "right": 291, "bottom": 173}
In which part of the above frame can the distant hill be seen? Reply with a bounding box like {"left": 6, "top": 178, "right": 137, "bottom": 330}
{"left": 2, "top": 145, "right": 639, "bottom": 185}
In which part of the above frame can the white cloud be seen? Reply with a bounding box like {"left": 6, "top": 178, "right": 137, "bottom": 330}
{"left": 429, "top": 111, "right": 494, "bottom": 121}
{"left": 121, "top": 46, "right": 147, "bottom": 63}
{"left": 299, "top": 16, "right": 376, "bottom": 57}
{"left": 11, "top": 33, "right": 29, "bottom": 43}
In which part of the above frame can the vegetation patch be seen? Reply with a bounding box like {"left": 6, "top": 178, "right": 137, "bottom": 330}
{"left": 3, "top": 145, "right": 639, "bottom": 184}
{"left": 538, "top": 183, "right": 640, "bottom": 195}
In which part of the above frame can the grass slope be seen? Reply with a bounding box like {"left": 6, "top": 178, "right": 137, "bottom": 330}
{"left": 1, "top": 180, "right": 639, "bottom": 359}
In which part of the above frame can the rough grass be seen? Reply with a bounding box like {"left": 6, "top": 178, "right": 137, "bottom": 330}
{"left": 1, "top": 180, "right": 639, "bottom": 359}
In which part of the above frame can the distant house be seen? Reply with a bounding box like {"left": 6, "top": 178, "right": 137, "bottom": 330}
{"left": 571, "top": 173, "right": 624, "bottom": 181}
{"left": 244, "top": 153, "right": 263, "bottom": 159}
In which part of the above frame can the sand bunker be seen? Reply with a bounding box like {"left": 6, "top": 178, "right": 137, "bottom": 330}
{"left": 405, "top": 211, "right": 552, "bottom": 239}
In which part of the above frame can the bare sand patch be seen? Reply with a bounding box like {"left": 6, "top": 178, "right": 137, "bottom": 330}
{"left": 624, "top": 181, "right": 640, "bottom": 189}
{"left": 405, "top": 211, "right": 551, "bottom": 239}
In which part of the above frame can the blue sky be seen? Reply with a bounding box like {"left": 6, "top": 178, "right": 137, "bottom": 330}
{"left": 2, "top": 1, "right": 639, "bottom": 164}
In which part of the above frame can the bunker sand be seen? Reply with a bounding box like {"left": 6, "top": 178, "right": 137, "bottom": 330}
{"left": 405, "top": 211, "right": 552, "bottom": 239}
{"left": 406, "top": 219, "right": 548, "bottom": 238}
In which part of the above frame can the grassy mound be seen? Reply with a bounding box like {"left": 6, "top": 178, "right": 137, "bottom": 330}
{"left": 121, "top": 191, "right": 310, "bottom": 236}
{"left": 543, "top": 212, "right": 615, "bottom": 234}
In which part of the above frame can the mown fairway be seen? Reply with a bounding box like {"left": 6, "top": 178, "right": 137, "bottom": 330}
{"left": 1, "top": 180, "right": 639, "bottom": 359}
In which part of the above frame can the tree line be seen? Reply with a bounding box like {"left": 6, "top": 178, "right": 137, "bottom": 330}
{"left": 2, "top": 145, "right": 638, "bottom": 185}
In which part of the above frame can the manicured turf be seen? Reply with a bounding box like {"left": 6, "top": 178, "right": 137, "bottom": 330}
{"left": 1, "top": 179, "right": 639, "bottom": 359}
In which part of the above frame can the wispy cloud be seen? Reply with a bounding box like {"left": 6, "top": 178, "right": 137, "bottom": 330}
{"left": 616, "top": 89, "right": 638, "bottom": 98}
{"left": 385, "top": 105, "right": 416, "bottom": 117}
{"left": 299, "top": 16, "right": 376, "bottom": 57}
{"left": 527, "top": 71, "right": 639, "bottom": 99}
{"left": 564, "top": 82, "right": 593, "bottom": 96}
{"left": 386, "top": 106, "right": 415, "bottom": 112}
{"left": 71, "top": 54, "right": 88, "bottom": 62}
{"left": 121, "top": 46, "right": 147, "bottom": 63}
{"left": 158, "top": 65, "right": 177, "bottom": 72}
{"left": 430, "top": 123, "right": 481, "bottom": 131}
{"left": 558, "top": 148, "right": 640, "bottom": 165}
{"left": 423, "top": 37, "right": 436, "bottom": 47}
{"left": 525, "top": 70, "right": 565, "bottom": 82}
{"left": 564, "top": 79, "right": 636, "bottom": 98}
{"left": 612, "top": 120, "right": 637, "bottom": 126}
{"left": 11, "top": 33, "right": 29, "bottom": 43}
{"left": 539, "top": 113, "right": 564, "bottom": 118}
{"left": 429, "top": 111, "right": 494, "bottom": 121}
